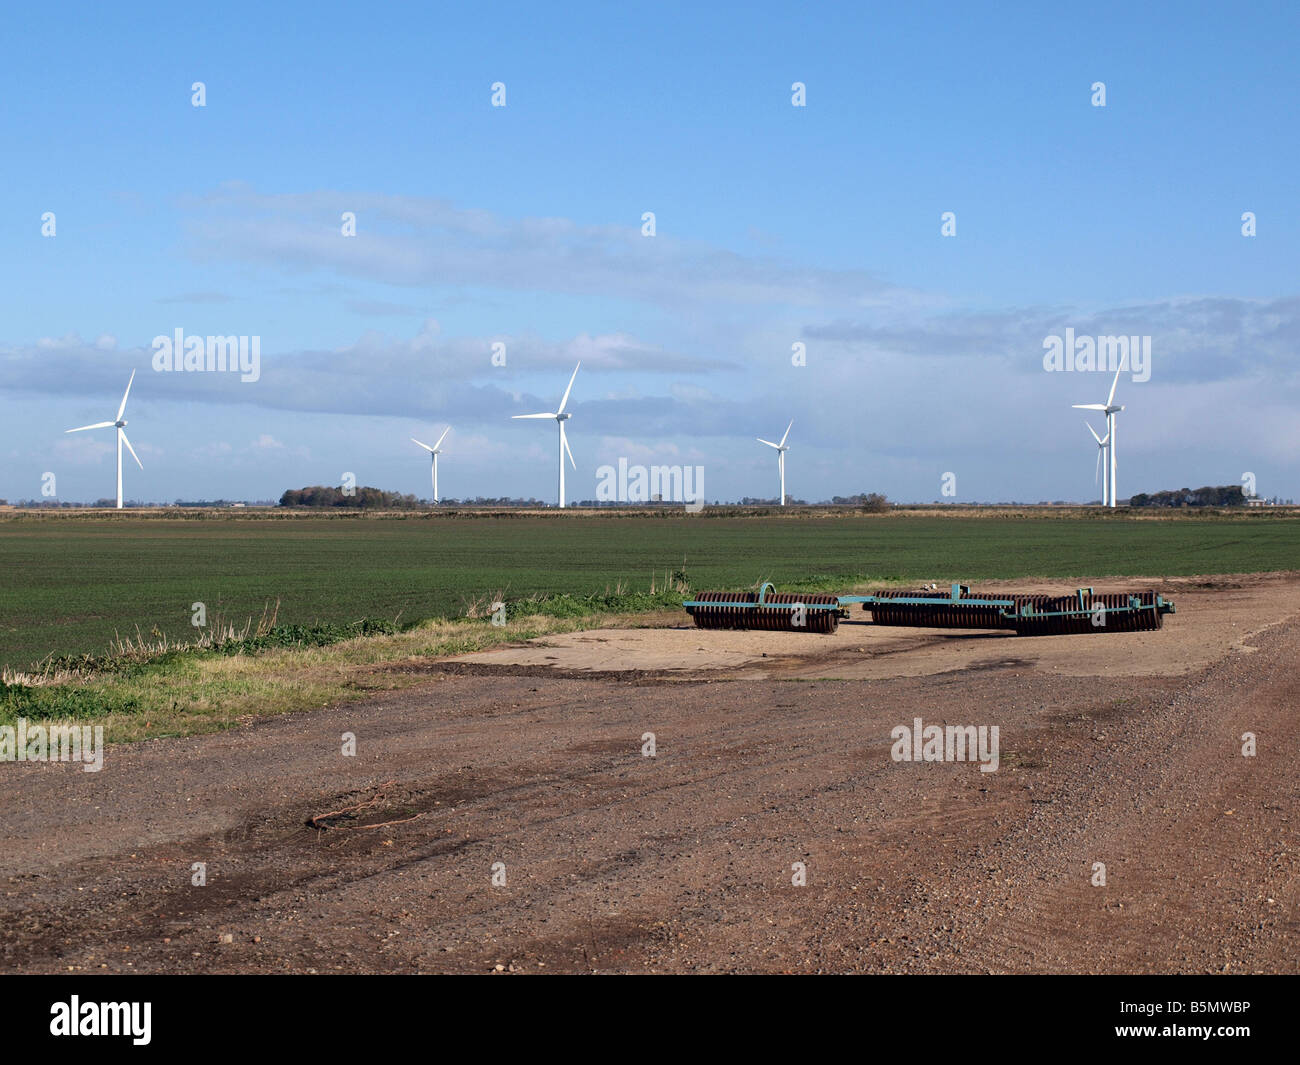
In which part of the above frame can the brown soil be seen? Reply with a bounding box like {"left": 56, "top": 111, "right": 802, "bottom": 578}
{"left": 2, "top": 572, "right": 1297, "bottom": 974}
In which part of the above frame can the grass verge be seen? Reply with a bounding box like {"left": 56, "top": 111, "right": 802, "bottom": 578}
{"left": 0, "top": 609, "right": 683, "bottom": 745}
{"left": 0, "top": 572, "right": 905, "bottom": 746}
{"left": 0, "top": 577, "right": 751, "bottom": 744}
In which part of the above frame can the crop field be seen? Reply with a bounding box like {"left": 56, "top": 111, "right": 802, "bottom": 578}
{"left": 2, "top": 509, "right": 1298, "bottom": 671}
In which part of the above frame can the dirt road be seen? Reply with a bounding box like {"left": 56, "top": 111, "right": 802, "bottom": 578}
{"left": 3, "top": 574, "right": 1297, "bottom": 973}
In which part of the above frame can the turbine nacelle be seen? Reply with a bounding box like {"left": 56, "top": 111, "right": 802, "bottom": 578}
{"left": 411, "top": 426, "right": 451, "bottom": 456}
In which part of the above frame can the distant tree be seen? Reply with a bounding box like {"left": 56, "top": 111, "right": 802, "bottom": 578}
{"left": 829, "top": 492, "right": 889, "bottom": 512}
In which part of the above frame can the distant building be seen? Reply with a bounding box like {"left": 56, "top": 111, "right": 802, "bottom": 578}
{"left": 1246, "top": 496, "right": 1269, "bottom": 507}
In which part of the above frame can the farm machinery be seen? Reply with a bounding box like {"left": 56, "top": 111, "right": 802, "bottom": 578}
{"left": 684, "top": 582, "right": 1175, "bottom": 636}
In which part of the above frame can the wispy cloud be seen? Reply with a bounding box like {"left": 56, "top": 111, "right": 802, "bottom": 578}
{"left": 1, "top": 318, "right": 729, "bottom": 419}
{"left": 180, "top": 182, "right": 914, "bottom": 312}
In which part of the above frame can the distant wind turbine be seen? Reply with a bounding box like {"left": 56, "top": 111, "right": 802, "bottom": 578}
{"left": 757, "top": 420, "right": 793, "bottom": 506}
{"left": 65, "top": 370, "right": 143, "bottom": 510}
{"left": 1086, "top": 422, "right": 1110, "bottom": 504}
{"left": 1072, "top": 363, "right": 1126, "bottom": 507}
{"left": 411, "top": 426, "right": 451, "bottom": 503}
{"left": 512, "top": 363, "right": 580, "bottom": 508}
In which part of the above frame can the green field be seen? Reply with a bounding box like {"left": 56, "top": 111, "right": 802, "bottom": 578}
{"left": 2, "top": 510, "right": 1298, "bottom": 671}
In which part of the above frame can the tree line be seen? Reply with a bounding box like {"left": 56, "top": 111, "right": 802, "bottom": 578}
{"left": 278, "top": 486, "right": 424, "bottom": 509}
{"left": 277, "top": 487, "right": 549, "bottom": 508}
{"left": 1128, "top": 485, "right": 1247, "bottom": 507}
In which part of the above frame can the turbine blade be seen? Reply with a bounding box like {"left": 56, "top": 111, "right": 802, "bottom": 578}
{"left": 1087, "top": 423, "right": 1103, "bottom": 444}
{"left": 1095, "top": 447, "right": 1102, "bottom": 485}
{"left": 561, "top": 422, "right": 576, "bottom": 469}
{"left": 65, "top": 421, "right": 115, "bottom": 433}
{"left": 757, "top": 438, "right": 779, "bottom": 448}
{"left": 779, "top": 420, "right": 793, "bottom": 447}
{"left": 117, "top": 369, "right": 136, "bottom": 422}
{"left": 1106, "top": 361, "right": 1123, "bottom": 408}
{"left": 556, "top": 362, "right": 581, "bottom": 416}
{"left": 512, "top": 412, "right": 556, "bottom": 420}
{"left": 120, "top": 431, "right": 143, "bottom": 470}
{"left": 411, "top": 438, "right": 434, "bottom": 452}
{"left": 433, "top": 426, "right": 451, "bottom": 450}
{"left": 1072, "top": 404, "right": 1107, "bottom": 411}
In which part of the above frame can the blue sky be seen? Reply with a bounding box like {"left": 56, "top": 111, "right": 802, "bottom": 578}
{"left": 3, "top": 0, "right": 1297, "bottom": 504}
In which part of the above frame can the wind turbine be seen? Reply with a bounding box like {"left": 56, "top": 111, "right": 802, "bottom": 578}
{"left": 1072, "top": 362, "right": 1125, "bottom": 507}
{"left": 1086, "top": 422, "right": 1110, "bottom": 505}
{"left": 411, "top": 426, "right": 451, "bottom": 503}
{"left": 757, "top": 420, "right": 793, "bottom": 506}
{"left": 65, "top": 370, "right": 142, "bottom": 510}
{"left": 512, "top": 362, "right": 580, "bottom": 508}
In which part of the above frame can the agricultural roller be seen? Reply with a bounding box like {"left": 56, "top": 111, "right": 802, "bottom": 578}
{"left": 683, "top": 582, "right": 1175, "bottom": 636}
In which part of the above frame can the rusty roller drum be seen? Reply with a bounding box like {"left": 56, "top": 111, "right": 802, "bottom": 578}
{"left": 687, "top": 590, "right": 842, "bottom": 633}
{"left": 1012, "top": 591, "right": 1165, "bottom": 636}
{"left": 865, "top": 589, "right": 1015, "bottom": 630}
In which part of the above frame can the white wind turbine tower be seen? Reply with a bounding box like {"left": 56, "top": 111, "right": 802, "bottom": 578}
{"left": 1072, "top": 363, "right": 1126, "bottom": 507}
{"left": 65, "top": 369, "right": 143, "bottom": 510}
{"left": 512, "top": 362, "right": 580, "bottom": 508}
{"left": 1086, "top": 422, "right": 1110, "bottom": 505}
{"left": 411, "top": 427, "right": 451, "bottom": 503}
{"left": 757, "top": 420, "right": 793, "bottom": 506}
